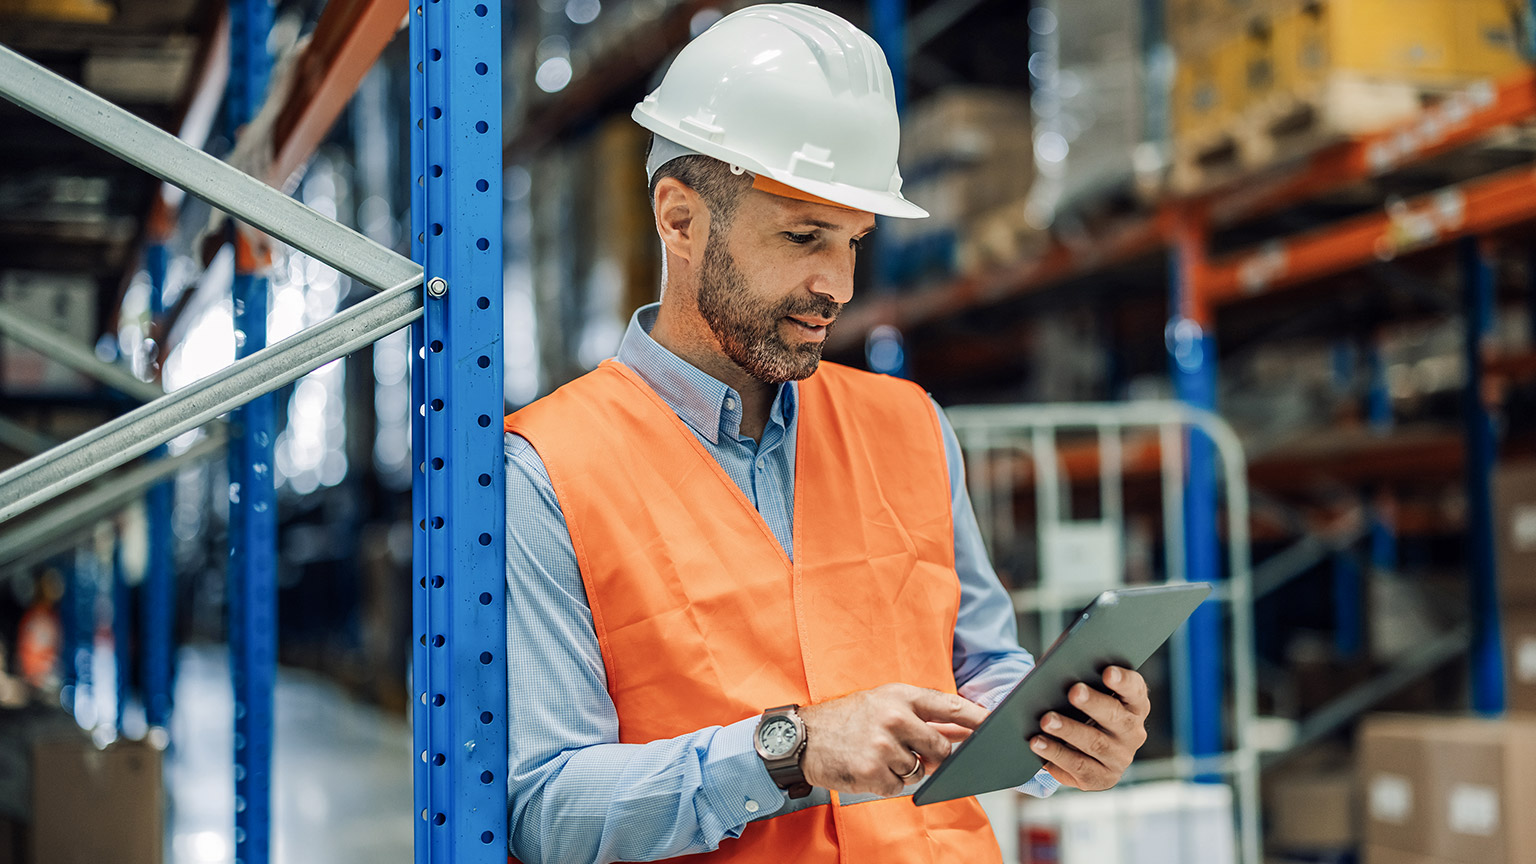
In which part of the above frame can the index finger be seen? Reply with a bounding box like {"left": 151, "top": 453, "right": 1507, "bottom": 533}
{"left": 910, "top": 689, "right": 989, "bottom": 729}
{"left": 1103, "top": 666, "right": 1149, "bottom": 717}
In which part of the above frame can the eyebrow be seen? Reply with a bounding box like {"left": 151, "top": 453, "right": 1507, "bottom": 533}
{"left": 791, "top": 218, "right": 878, "bottom": 234}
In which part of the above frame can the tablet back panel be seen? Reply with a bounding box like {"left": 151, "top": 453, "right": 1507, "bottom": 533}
{"left": 912, "top": 582, "right": 1211, "bottom": 806}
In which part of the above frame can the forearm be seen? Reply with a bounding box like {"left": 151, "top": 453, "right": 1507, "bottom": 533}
{"left": 509, "top": 716, "right": 783, "bottom": 864}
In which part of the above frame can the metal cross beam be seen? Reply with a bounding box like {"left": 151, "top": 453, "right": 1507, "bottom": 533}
{"left": 0, "top": 44, "right": 420, "bottom": 295}
{"left": 0, "top": 302, "right": 163, "bottom": 402}
{"left": 0, "top": 429, "right": 227, "bottom": 576}
{"left": 0, "top": 281, "right": 420, "bottom": 522}
{"left": 0, "top": 42, "right": 427, "bottom": 521}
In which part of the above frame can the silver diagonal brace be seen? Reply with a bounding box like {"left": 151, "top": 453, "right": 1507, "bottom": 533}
{"left": 0, "top": 302, "right": 163, "bottom": 402}
{"left": 0, "top": 42, "right": 421, "bottom": 293}
{"left": 0, "top": 280, "right": 422, "bottom": 522}
{"left": 0, "top": 428, "right": 228, "bottom": 572}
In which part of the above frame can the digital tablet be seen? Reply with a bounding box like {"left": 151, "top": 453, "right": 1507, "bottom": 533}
{"left": 911, "top": 582, "right": 1211, "bottom": 806}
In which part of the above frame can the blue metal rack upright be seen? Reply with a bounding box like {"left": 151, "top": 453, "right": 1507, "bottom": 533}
{"left": 410, "top": 0, "right": 507, "bottom": 860}
{"left": 228, "top": 0, "right": 278, "bottom": 859}
{"left": 1168, "top": 216, "right": 1225, "bottom": 768}
{"left": 143, "top": 236, "right": 175, "bottom": 731}
{"left": 1460, "top": 236, "right": 1504, "bottom": 715}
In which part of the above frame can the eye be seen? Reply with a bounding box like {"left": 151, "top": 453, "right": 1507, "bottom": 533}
{"left": 783, "top": 232, "right": 815, "bottom": 245}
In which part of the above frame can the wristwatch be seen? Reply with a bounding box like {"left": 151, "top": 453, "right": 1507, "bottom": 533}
{"left": 754, "top": 704, "right": 811, "bottom": 798}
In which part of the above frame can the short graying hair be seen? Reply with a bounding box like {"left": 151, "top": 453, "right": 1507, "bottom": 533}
{"left": 646, "top": 138, "right": 750, "bottom": 240}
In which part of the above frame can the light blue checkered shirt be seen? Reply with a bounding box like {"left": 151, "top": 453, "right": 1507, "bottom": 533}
{"left": 504, "top": 303, "right": 1056, "bottom": 864}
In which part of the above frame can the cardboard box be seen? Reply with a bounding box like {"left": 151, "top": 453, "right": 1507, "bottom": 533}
{"left": 1359, "top": 716, "right": 1433, "bottom": 854}
{"left": 1018, "top": 781, "right": 1236, "bottom": 864}
{"left": 30, "top": 737, "right": 162, "bottom": 864}
{"left": 1506, "top": 603, "right": 1536, "bottom": 713}
{"left": 1357, "top": 713, "right": 1536, "bottom": 864}
{"left": 1495, "top": 463, "right": 1536, "bottom": 603}
{"left": 1364, "top": 846, "right": 1463, "bottom": 864}
{"left": 1266, "top": 768, "right": 1356, "bottom": 850}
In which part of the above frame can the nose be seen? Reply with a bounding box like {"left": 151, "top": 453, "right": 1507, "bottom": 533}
{"left": 808, "top": 246, "right": 857, "bottom": 305}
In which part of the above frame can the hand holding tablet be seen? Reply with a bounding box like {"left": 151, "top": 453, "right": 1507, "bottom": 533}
{"left": 912, "top": 582, "right": 1212, "bottom": 806}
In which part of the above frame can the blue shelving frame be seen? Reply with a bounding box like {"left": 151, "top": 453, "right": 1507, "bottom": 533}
{"left": 228, "top": 0, "right": 278, "bottom": 859}
{"left": 410, "top": 0, "right": 507, "bottom": 860}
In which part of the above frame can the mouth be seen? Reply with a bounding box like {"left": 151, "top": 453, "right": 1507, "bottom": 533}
{"left": 783, "top": 315, "right": 832, "bottom": 340}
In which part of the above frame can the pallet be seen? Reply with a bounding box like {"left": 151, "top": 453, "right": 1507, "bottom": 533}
{"left": 1169, "top": 74, "right": 1462, "bottom": 195}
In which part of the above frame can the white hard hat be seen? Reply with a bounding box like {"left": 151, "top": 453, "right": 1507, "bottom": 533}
{"left": 633, "top": 3, "right": 928, "bottom": 219}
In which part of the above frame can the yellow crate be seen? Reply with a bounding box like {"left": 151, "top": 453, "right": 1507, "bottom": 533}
{"left": 1172, "top": 41, "right": 1246, "bottom": 144}
{"left": 1274, "top": 0, "right": 1524, "bottom": 93}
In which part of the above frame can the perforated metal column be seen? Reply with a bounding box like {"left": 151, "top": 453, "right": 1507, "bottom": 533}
{"left": 409, "top": 0, "right": 506, "bottom": 860}
{"left": 228, "top": 0, "right": 277, "bottom": 859}
{"left": 1167, "top": 220, "right": 1224, "bottom": 767}
{"left": 142, "top": 240, "right": 175, "bottom": 730}
{"left": 1461, "top": 236, "right": 1504, "bottom": 715}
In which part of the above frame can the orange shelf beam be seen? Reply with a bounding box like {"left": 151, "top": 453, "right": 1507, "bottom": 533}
{"left": 269, "top": 0, "right": 407, "bottom": 190}
{"left": 835, "top": 70, "right": 1536, "bottom": 345}
{"left": 1204, "top": 162, "right": 1536, "bottom": 304}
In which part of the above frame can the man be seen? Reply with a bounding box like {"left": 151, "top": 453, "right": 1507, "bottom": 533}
{"left": 502, "top": 5, "right": 1150, "bottom": 862}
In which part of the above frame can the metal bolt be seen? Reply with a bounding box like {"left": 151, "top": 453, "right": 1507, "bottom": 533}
{"left": 427, "top": 277, "right": 448, "bottom": 297}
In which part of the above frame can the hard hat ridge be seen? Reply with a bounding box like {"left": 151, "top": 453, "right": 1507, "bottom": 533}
{"left": 631, "top": 2, "right": 928, "bottom": 219}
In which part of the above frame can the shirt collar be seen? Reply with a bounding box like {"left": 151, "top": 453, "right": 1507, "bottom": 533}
{"left": 616, "top": 303, "right": 797, "bottom": 445}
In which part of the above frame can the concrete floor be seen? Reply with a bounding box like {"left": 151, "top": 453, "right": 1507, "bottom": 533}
{"left": 166, "top": 646, "right": 413, "bottom": 864}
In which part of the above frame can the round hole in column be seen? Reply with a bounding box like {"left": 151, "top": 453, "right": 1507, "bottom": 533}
{"left": 430, "top": 48, "right": 442, "bottom": 61}
{"left": 433, "top": 635, "right": 445, "bottom": 648}
{"left": 431, "top": 340, "right": 443, "bottom": 352}
{"left": 478, "top": 473, "right": 491, "bottom": 486}
{"left": 480, "top": 651, "right": 493, "bottom": 665}
{"left": 432, "top": 458, "right": 444, "bottom": 470}
{"left": 477, "top": 355, "right": 490, "bottom": 368}
{"left": 482, "top": 831, "right": 495, "bottom": 844}
{"left": 477, "top": 414, "right": 491, "bottom": 427}
{"left": 476, "top": 178, "right": 489, "bottom": 192}
{"left": 432, "top": 575, "right": 444, "bottom": 588}
{"left": 432, "top": 693, "right": 445, "bottom": 706}
{"left": 479, "top": 592, "right": 493, "bottom": 605}
{"left": 475, "top": 121, "right": 488, "bottom": 134}
{"left": 433, "top": 753, "right": 446, "bottom": 766}
{"left": 431, "top": 223, "right": 443, "bottom": 235}
{"left": 433, "top": 813, "right": 445, "bottom": 826}
{"left": 476, "top": 237, "right": 489, "bottom": 251}
{"left": 477, "top": 296, "right": 490, "bottom": 309}
{"left": 431, "top": 164, "right": 442, "bottom": 176}
{"left": 480, "top": 710, "right": 493, "bottom": 724}
{"left": 416, "top": 61, "right": 423, "bottom": 73}
{"left": 475, "top": 3, "right": 487, "bottom": 15}
{"left": 430, "top": 107, "right": 442, "bottom": 120}
{"left": 432, "top": 516, "right": 444, "bottom": 529}
{"left": 481, "top": 770, "right": 494, "bottom": 784}
{"left": 478, "top": 532, "right": 492, "bottom": 546}
{"left": 419, "top": 577, "right": 426, "bottom": 588}
{"left": 419, "top": 634, "right": 426, "bottom": 646}
{"left": 431, "top": 398, "right": 444, "bottom": 411}
{"left": 418, "top": 519, "right": 425, "bottom": 530}
{"left": 475, "top": 62, "right": 488, "bottom": 75}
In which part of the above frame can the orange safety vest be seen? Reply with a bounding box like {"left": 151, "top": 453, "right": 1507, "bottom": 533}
{"left": 506, "top": 359, "right": 1001, "bottom": 864}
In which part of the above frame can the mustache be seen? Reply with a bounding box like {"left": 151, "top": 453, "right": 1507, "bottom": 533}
{"left": 775, "top": 296, "right": 842, "bottom": 322}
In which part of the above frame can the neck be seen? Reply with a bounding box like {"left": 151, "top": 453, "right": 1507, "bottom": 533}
{"left": 650, "top": 294, "right": 776, "bottom": 442}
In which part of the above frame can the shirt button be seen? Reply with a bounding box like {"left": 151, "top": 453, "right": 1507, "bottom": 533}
{"left": 724, "top": 397, "right": 735, "bottom": 410}
{"left": 744, "top": 799, "right": 760, "bottom": 813}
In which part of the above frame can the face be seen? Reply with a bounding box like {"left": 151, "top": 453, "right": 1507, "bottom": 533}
{"left": 694, "top": 189, "right": 875, "bottom": 385}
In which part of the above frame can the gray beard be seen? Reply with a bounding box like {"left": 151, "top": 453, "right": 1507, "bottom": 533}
{"left": 694, "top": 237, "right": 840, "bottom": 385}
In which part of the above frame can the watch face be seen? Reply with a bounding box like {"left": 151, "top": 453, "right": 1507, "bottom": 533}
{"left": 758, "top": 716, "right": 800, "bottom": 758}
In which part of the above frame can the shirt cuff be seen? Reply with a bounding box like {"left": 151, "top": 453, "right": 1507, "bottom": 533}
{"left": 700, "top": 716, "right": 789, "bottom": 830}
{"left": 1020, "top": 769, "right": 1061, "bottom": 798}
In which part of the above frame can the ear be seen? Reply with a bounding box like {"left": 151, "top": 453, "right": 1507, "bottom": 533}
{"left": 653, "top": 177, "right": 708, "bottom": 266}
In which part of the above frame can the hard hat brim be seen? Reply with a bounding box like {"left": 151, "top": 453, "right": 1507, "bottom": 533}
{"left": 634, "top": 106, "right": 929, "bottom": 220}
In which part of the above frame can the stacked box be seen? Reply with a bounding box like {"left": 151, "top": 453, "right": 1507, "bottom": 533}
{"left": 885, "top": 90, "right": 1034, "bottom": 286}
{"left": 1358, "top": 714, "right": 1536, "bottom": 864}
{"left": 1495, "top": 463, "right": 1536, "bottom": 713}
{"left": 31, "top": 736, "right": 163, "bottom": 864}
{"left": 1029, "top": 0, "right": 1152, "bottom": 219}
{"left": 1265, "top": 744, "right": 1358, "bottom": 853}
{"left": 1170, "top": 0, "right": 1527, "bottom": 192}
{"left": 1018, "top": 781, "right": 1237, "bottom": 864}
